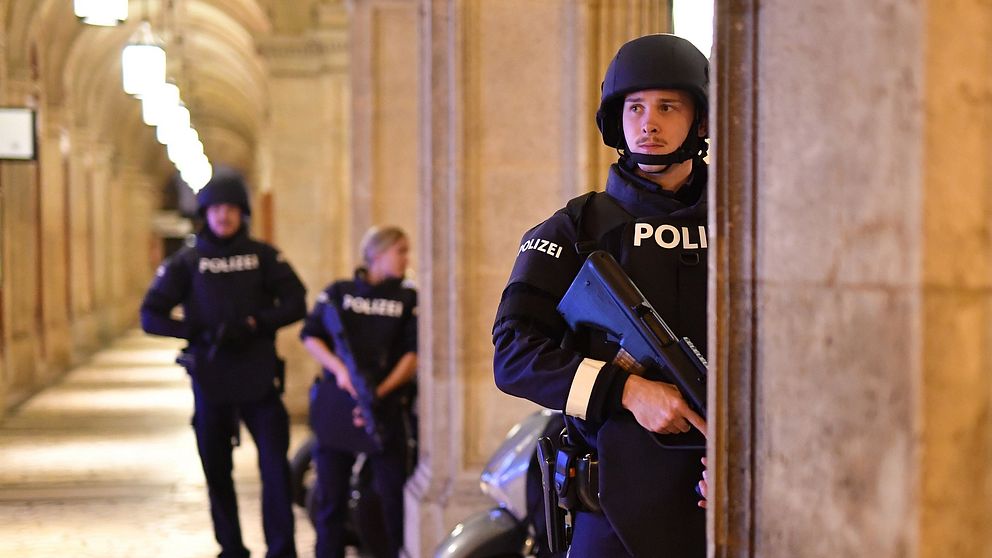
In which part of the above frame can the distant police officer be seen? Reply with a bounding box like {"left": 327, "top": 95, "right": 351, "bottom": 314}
{"left": 140, "top": 169, "right": 306, "bottom": 558}
{"left": 493, "top": 34, "right": 710, "bottom": 557}
{"left": 300, "top": 226, "right": 418, "bottom": 558}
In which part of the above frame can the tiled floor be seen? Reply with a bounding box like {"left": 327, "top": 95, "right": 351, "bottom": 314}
{"left": 0, "top": 331, "right": 318, "bottom": 558}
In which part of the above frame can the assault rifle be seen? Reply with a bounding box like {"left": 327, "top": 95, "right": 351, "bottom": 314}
{"left": 320, "top": 301, "right": 383, "bottom": 451}
{"left": 557, "top": 250, "right": 707, "bottom": 438}
{"left": 536, "top": 250, "right": 708, "bottom": 555}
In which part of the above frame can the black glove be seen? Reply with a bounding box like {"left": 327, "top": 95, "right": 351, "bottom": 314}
{"left": 214, "top": 318, "right": 255, "bottom": 347}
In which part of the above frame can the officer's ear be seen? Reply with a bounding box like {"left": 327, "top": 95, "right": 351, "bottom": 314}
{"left": 697, "top": 115, "right": 708, "bottom": 139}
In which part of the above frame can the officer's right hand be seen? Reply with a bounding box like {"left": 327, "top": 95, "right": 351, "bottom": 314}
{"left": 215, "top": 319, "right": 254, "bottom": 347}
{"left": 333, "top": 369, "right": 358, "bottom": 399}
{"left": 621, "top": 375, "right": 707, "bottom": 436}
{"left": 697, "top": 457, "right": 708, "bottom": 508}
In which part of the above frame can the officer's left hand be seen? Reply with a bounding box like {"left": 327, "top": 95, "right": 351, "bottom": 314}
{"left": 621, "top": 375, "right": 707, "bottom": 436}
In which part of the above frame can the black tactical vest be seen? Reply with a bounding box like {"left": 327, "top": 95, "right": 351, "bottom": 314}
{"left": 564, "top": 188, "right": 708, "bottom": 558}
{"left": 565, "top": 191, "right": 708, "bottom": 360}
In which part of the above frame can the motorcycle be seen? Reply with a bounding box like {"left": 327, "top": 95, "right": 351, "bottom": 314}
{"left": 434, "top": 409, "right": 564, "bottom": 558}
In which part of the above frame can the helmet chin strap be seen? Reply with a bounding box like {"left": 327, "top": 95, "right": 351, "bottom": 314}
{"left": 623, "top": 132, "right": 701, "bottom": 166}
{"left": 620, "top": 154, "right": 672, "bottom": 174}
{"left": 619, "top": 113, "right": 708, "bottom": 169}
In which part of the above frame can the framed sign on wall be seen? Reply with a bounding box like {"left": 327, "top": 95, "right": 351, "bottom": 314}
{"left": 0, "top": 107, "right": 37, "bottom": 161}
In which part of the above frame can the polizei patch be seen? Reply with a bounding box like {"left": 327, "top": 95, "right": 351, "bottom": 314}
{"left": 633, "top": 224, "right": 708, "bottom": 249}
{"left": 198, "top": 254, "right": 261, "bottom": 274}
{"left": 519, "top": 237, "right": 564, "bottom": 259}
{"left": 342, "top": 294, "right": 404, "bottom": 318}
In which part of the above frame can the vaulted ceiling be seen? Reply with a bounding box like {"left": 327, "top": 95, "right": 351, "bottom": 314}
{"left": 1, "top": 0, "right": 329, "bottom": 180}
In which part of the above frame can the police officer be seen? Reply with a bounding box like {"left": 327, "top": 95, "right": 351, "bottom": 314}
{"left": 300, "top": 226, "right": 418, "bottom": 558}
{"left": 140, "top": 169, "right": 306, "bottom": 558}
{"left": 493, "top": 34, "right": 709, "bottom": 557}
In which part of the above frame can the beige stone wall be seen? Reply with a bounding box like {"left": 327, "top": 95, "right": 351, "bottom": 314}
{"left": 752, "top": 2, "right": 924, "bottom": 555}
{"left": 349, "top": 0, "right": 420, "bottom": 246}
{"left": 0, "top": 4, "right": 166, "bottom": 414}
{"left": 257, "top": 19, "right": 352, "bottom": 415}
{"left": 713, "top": 1, "right": 992, "bottom": 556}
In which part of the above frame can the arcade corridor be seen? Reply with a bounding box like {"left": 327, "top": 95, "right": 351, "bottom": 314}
{"left": 0, "top": 331, "right": 317, "bottom": 557}
{"left": 2, "top": 0, "right": 991, "bottom": 556}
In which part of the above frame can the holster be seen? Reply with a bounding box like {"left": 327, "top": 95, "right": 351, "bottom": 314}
{"left": 536, "top": 427, "right": 605, "bottom": 556}
{"left": 175, "top": 348, "right": 196, "bottom": 375}
{"left": 554, "top": 439, "right": 601, "bottom": 514}
{"left": 536, "top": 436, "right": 569, "bottom": 554}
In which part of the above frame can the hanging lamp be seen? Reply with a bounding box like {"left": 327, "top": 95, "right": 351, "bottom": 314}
{"left": 74, "top": 0, "right": 128, "bottom": 26}
{"left": 122, "top": 22, "right": 166, "bottom": 97}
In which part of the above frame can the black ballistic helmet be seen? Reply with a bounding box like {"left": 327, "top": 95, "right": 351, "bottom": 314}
{"left": 196, "top": 168, "right": 251, "bottom": 216}
{"left": 596, "top": 33, "right": 709, "bottom": 166}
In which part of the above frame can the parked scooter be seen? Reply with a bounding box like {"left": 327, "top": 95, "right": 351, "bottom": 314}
{"left": 434, "top": 409, "right": 565, "bottom": 558}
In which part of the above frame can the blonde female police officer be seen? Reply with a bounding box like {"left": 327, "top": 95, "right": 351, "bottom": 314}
{"left": 141, "top": 169, "right": 307, "bottom": 558}
{"left": 300, "top": 226, "right": 418, "bottom": 558}
{"left": 493, "top": 34, "right": 709, "bottom": 557}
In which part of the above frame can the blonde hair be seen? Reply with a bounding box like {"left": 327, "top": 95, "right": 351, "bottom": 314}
{"left": 359, "top": 225, "right": 408, "bottom": 267}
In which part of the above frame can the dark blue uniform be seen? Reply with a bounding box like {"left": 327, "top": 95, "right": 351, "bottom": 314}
{"left": 493, "top": 162, "right": 708, "bottom": 557}
{"left": 141, "top": 226, "right": 306, "bottom": 558}
{"left": 300, "top": 272, "right": 417, "bottom": 558}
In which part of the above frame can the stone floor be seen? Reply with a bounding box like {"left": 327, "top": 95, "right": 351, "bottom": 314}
{"left": 0, "top": 331, "right": 319, "bottom": 558}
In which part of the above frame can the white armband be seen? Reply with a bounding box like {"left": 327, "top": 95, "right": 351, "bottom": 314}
{"left": 565, "top": 358, "right": 607, "bottom": 420}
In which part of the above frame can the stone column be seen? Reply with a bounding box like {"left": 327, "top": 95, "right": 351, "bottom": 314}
{"left": 88, "top": 141, "right": 115, "bottom": 341}
{"left": 114, "top": 164, "right": 158, "bottom": 331}
{"left": 35, "top": 104, "right": 72, "bottom": 374}
{"left": 257, "top": 17, "right": 351, "bottom": 416}
{"left": 404, "top": 1, "right": 667, "bottom": 555}
{"left": 65, "top": 127, "right": 99, "bottom": 354}
{"left": 712, "top": 1, "right": 992, "bottom": 556}
{"left": 348, "top": 0, "right": 420, "bottom": 247}
{"left": 0, "top": 73, "right": 44, "bottom": 404}
{"left": 918, "top": 3, "right": 992, "bottom": 555}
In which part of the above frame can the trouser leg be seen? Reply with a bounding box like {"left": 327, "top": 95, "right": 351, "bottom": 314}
{"left": 567, "top": 511, "right": 631, "bottom": 558}
{"left": 312, "top": 444, "right": 356, "bottom": 558}
{"left": 193, "top": 399, "right": 250, "bottom": 558}
{"left": 367, "top": 427, "right": 409, "bottom": 558}
{"left": 242, "top": 392, "right": 297, "bottom": 558}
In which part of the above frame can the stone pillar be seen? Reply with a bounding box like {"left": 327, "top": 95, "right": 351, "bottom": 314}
{"left": 713, "top": 1, "right": 992, "bottom": 556}
{"left": 918, "top": 2, "right": 992, "bottom": 555}
{"left": 0, "top": 73, "right": 44, "bottom": 404}
{"left": 348, "top": 0, "right": 420, "bottom": 248}
{"left": 404, "top": 1, "right": 667, "bottom": 555}
{"left": 88, "top": 142, "right": 115, "bottom": 342}
{"left": 114, "top": 165, "right": 158, "bottom": 331}
{"left": 35, "top": 105, "right": 72, "bottom": 374}
{"left": 257, "top": 16, "right": 351, "bottom": 416}
{"left": 65, "top": 128, "right": 99, "bottom": 354}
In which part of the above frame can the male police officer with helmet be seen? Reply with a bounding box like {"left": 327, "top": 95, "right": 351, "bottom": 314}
{"left": 493, "top": 34, "right": 709, "bottom": 557}
{"left": 141, "top": 169, "right": 307, "bottom": 558}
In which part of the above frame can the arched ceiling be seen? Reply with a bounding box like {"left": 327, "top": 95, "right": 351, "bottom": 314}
{"left": 2, "top": 0, "right": 284, "bottom": 180}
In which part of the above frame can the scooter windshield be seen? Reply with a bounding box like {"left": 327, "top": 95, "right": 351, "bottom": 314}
{"left": 479, "top": 409, "right": 558, "bottom": 520}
